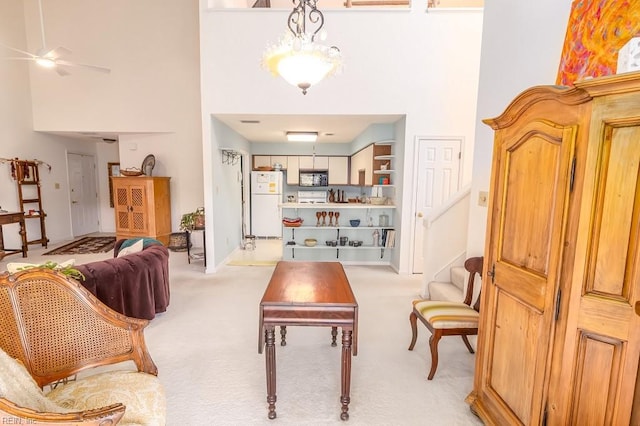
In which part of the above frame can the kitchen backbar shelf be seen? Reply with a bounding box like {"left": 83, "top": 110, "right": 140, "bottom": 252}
{"left": 282, "top": 203, "right": 395, "bottom": 264}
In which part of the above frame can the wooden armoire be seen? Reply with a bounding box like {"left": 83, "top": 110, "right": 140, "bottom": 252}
{"left": 111, "top": 176, "right": 171, "bottom": 245}
{"left": 467, "top": 71, "right": 640, "bottom": 425}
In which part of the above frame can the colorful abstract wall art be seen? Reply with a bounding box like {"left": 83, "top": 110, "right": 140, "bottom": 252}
{"left": 556, "top": 0, "right": 640, "bottom": 86}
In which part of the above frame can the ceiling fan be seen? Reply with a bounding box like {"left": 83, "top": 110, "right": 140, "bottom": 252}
{"left": 0, "top": 0, "right": 110, "bottom": 76}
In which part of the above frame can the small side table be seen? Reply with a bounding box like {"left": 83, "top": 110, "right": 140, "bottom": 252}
{"left": 0, "top": 212, "right": 28, "bottom": 260}
{"left": 186, "top": 227, "right": 206, "bottom": 267}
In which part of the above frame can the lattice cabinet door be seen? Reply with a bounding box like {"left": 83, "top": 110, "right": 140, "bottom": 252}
{"left": 114, "top": 185, "right": 131, "bottom": 231}
{"left": 129, "top": 185, "right": 149, "bottom": 234}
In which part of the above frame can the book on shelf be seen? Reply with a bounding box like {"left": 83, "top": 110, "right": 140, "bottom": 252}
{"left": 381, "top": 229, "right": 395, "bottom": 248}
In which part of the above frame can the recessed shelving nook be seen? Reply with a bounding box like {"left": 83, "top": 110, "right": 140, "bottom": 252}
{"left": 281, "top": 203, "right": 396, "bottom": 265}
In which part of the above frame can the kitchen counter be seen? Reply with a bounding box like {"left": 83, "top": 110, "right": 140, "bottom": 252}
{"left": 281, "top": 202, "right": 395, "bottom": 209}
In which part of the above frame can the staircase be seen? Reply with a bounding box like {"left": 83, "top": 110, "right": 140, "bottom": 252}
{"left": 426, "top": 263, "right": 482, "bottom": 304}
{"left": 427, "top": 264, "right": 466, "bottom": 302}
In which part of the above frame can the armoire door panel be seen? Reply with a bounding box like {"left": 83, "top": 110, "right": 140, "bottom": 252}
{"left": 589, "top": 125, "right": 640, "bottom": 298}
{"left": 481, "top": 120, "right": 576, "bottom": 425}
{"left": 500, "top": 132, "right": 563, "bottom": 276}
{"left": 571, "top": 333, "right": 622, "bottom": 425}
{"left": 489, "top": 291, "right": 542, "bottom": 423}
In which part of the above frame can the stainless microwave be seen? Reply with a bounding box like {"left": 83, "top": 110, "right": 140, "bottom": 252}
{"left": 299, "top": 170, "right": 328, "bottom": 187}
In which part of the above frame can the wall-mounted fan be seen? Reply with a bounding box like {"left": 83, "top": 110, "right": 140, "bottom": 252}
{"left": 0, "top": 0, "right": 110, "bottom": 76}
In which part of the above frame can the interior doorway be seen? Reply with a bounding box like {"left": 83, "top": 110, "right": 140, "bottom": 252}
{"left": 67, "top": 152, "right": 99, "bottom": 236}
{"left": 412, "top": 137, "right": 462, "bottom": 273}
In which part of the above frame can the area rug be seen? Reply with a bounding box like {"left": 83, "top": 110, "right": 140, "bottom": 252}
{"left": 44, "top": 237, "right": 116, "bottom": 255}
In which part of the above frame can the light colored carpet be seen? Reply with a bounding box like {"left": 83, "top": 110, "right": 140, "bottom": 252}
{"left": 226, "top": 259, "right": 278, "bottom": 266}
{"left": 0, "top": 237, "right": 483, "bottom": 425}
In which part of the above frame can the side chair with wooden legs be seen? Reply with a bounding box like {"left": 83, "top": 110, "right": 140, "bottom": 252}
{"left": 408, "top": 256, "right": 484, "bottom": 380}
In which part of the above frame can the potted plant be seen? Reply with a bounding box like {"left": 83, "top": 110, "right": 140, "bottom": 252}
{"left": 179, "top": 207, "right": 205, "bottom": 231}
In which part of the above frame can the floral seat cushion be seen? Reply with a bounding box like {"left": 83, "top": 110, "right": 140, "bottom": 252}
{"left": 46, "top": 370, "right": 166, "bottom": 426}
{"left": 0, "top": 348, "right": 66, "bottom": 414}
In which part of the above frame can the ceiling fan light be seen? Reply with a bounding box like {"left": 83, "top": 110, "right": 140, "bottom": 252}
{"left": 35, "top": 57, "right": 55, "bottom": 68}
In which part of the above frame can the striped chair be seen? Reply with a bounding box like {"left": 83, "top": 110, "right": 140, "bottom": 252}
{"left": 408, "top": 256, "right": 484, "bottom": 380}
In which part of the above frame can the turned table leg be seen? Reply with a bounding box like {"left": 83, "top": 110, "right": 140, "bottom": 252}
{"left": 265, "top": 326, "right": 277, "bottom": 419}
{"left": 340, "top": 329, "right": 353, "bottom": 421}
{"left": 331, "top": 326, "right": 338, "bottom": 347}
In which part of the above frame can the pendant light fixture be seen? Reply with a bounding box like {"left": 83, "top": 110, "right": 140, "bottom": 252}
{"left": 263, "top": 0, "right": 343, "bottom": 95}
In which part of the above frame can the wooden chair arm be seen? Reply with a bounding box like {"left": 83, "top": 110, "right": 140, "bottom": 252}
{"left": 0, "top": 397, "right": 125, "bottom": 425}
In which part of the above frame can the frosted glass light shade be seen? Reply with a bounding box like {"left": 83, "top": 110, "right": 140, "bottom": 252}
{"left": 263, "top": 33, "right": 342, "bottom": 95}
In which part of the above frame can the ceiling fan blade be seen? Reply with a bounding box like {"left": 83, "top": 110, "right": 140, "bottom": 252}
{"left": 39, "top": 46, "right": 72, "bottom": 59}
{"left": 4, "top": 57, "right": 37, "bottom": 61}
{"left": 0, "top": 43, "right": 36, "bottom": 59}
{"left": 56, "top": 59, "right": 111, "bottom": 74}
{"left": 55, "top": 66, "right": 71, "bottom": 77}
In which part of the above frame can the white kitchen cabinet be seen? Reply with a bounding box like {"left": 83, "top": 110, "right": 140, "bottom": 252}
{"left": 253, "top": 156, "right": 271, "bottom": 169}
{"left": 313, "top": 156, "right": 328, "bottom": 169}
{"left": 328, "top": 156, "right": 349, "bottom": 185}
{"left": 252, "top": 155, "right": 288, "bottom": 170}
{"left": 299, "top": 155, "right": 328, "bottom": 170}
{"left": 299, "top": 156, "right": 314, "bottom": 169}
{"left": 286, "top": 156, "right": 299, "bottom": 185}
{"left": 350, "top": 145, "right": 374, "bottom": 185}
{"left": 271, "top": 156, "right": 288, "bottom": 169}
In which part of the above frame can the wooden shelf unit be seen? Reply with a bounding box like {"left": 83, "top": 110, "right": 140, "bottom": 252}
{"left": 15, "top": 160, "right": 48, "bottom": 248}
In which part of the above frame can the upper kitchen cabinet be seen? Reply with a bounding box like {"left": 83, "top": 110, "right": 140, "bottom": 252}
{"left": 299, "top": 155, "right": 328, "bottom": 170}
{"left": 328, "top": 156, "right": 349, "bottom": 185}
{"left": 252, "top": 155, "right": 287, "bottom": 170}
{"left": 350, "top": 144, "right": 373, "bottom": 185}
{"left": 287, "top": 156, "right": 300, "bottom": 185}
{"left": 350, "top": 141, "right": 395, "bottom": 186}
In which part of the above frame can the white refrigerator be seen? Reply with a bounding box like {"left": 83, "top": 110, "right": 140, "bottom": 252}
{"left": 250, "top": 171, "right": 283, "bottom": 238}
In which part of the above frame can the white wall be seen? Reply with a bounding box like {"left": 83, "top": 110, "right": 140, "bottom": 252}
{"left": 210, "top": 118, "right": 251, "bottom": 266}
{"left": 466, "top": 0, "right": 573, "bottom": 257}
{"left": 22, "top": 0, "right": 203, "bottom": 235}
{"left": 200, "top": 4, "right": 484, "bottom": 272}
{"left": 0, "top": 0, "right": 107, "bottom": 249}
{"left": 95, "top": 142, "right": 120, "bottom": 232}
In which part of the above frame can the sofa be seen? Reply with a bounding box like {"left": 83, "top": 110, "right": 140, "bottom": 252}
{"left": 75, "top": 238, "right": 170, "bottom": 320}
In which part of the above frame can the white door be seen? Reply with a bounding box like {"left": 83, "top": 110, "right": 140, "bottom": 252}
{"left": 68, "top": 153, "right": 99, "bottom": 236}
{"left": 412, "top": 138, "right": 461, "bottom": 273}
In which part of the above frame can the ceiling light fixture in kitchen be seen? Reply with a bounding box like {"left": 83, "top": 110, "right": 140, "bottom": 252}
{"left": 286, "top": 131, "right": 318, "bottom": 142}
{"left": 262, "top": 0, "right": 343, "bottom": 95}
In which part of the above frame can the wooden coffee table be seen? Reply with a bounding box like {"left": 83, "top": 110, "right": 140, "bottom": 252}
{"left": 258, "top": 261, "right": 358, "bottom": 421}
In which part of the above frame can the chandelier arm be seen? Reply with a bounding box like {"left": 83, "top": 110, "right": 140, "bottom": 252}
{"left": 286, "top": 0, "right": 325, "bottom": 41}
{"left": 287, "top": 2, "right": 305, "bottom": 36}
{"left": 308, "top": 7, "right": 324, "bottom": 41}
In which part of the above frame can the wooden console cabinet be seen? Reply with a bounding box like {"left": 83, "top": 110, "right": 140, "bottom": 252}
{"left": 468, "top": 72, "right": 640, "bottom": 425}
{"left": 112, "top": 176, "right": 171, "bottom": 245}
